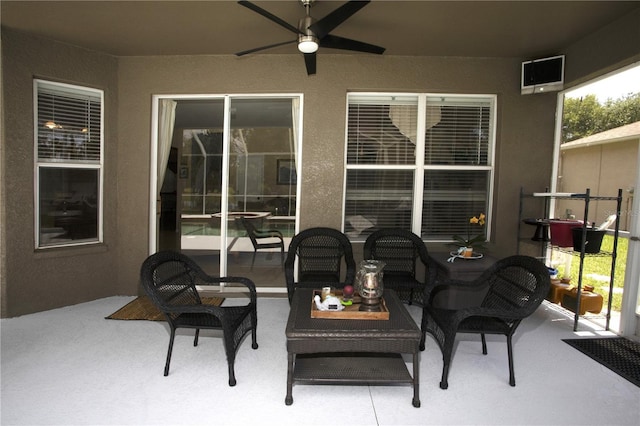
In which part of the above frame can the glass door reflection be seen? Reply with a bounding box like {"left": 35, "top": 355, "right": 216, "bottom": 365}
{"left": 164, "top": 96, "right": 299, "bottom": 285}
{"left": 226, "top": 98, "right": 297, "bottom": 279}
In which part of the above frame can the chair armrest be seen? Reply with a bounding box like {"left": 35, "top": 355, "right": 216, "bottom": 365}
{"left": 193, "top": 274, "right": 257, "bottom": 304}
{"left": 163, "top": 303, "right": 226, "bottom": 316}
{"left": 161, "top": 302, "right": 255, "bottom": 328}
{"left": 220, "top": 276, "right": 258, "bottom": 305}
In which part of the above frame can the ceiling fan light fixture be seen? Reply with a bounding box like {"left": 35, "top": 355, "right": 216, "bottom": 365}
{"left": 298, "top": 35, "right": 318, "bottom": 53}
{"left": 238, "top": 0, "right": 383, "bottom": 75}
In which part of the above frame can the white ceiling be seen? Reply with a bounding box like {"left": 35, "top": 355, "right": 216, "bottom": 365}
{"left": 2, "top": 1, "right": 639, "bottom": 59}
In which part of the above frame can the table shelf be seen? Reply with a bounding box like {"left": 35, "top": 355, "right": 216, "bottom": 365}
{"left": 292, "top": 353, "right": 413, "bottom": 385}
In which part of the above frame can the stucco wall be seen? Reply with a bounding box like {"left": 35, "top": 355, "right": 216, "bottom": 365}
{"left": 1, "top": 29, "right": 119, "bottom": 317}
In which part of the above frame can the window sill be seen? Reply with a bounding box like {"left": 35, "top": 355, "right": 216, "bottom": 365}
{"left": 34, "top": 242, "right": 109, "bottom": 259}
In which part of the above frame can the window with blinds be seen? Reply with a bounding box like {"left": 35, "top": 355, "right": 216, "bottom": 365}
{"left": 347, "top": 95, "right": 418, "bottom": 166}
{"left": 35, "top": 80, "right": 103, "bottom": 248}
{"left": 344, "top": 93, "right": 495, "bottom": 242}
{"left": 37, "top": 82, "right": 102, "bottom": 163}
{"left": 424, "top": 96, "right": 491, "bottom": 166}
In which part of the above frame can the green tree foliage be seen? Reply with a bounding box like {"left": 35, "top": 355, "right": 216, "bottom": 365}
{"left": 602, "top": 94, "right": 640, "bottom": 129}
{"left": 562, "top": 93, "right": 640, "bottom": 143}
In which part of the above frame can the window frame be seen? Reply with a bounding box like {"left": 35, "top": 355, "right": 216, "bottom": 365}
{"left": 34, "top": 79, "right": 104, "bottom": 249}
{"left": 343, "top": 92, "right": 496, "bottom": 243}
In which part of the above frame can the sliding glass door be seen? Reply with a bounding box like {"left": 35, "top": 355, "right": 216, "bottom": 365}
{"left": 153, "top": 95, "right": 301, "bottom": 286}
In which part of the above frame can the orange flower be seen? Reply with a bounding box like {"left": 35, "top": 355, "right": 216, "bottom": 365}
{"left": 453, "top": 213, "right": 486, "bottom": 248}
{"left": 470, "top": 213, "right": 486, "bottom": 225}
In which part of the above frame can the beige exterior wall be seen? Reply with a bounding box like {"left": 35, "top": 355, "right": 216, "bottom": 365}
{"left": 2, "top": 7, "right": 639, "bottom": 317}
{"left": 557, "top": 139, "right": 639, "bottom": 230}
{"left": 1, "top": 29, "right": 119, "bottom": 316}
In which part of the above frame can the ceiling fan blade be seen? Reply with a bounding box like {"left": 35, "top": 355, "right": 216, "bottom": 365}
{"left": 320, "top": 34, "right": 385, "bottom": 54}
{"left": 238, "top": 1, "right": 302, "bottom": 35}
{"left": 309, "top": 0, "right": 370, "bottom": 39}
{"left": 236, "top": 40, "right": 296, "bottom": 56}
{"left": 303, "top": 53, "right": 317, "bottom": 75}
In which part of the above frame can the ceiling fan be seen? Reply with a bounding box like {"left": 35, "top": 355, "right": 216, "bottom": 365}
{"left": 236, "top": 0, "right": 385, "bottom": 75}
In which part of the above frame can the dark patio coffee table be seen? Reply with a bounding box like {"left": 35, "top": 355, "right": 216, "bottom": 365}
{"left": 285, "top": 288, "right": 421, "bottom": 407}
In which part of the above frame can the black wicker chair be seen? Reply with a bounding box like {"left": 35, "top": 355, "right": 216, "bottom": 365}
{"left": 140, "top": 250, "right": 258, "bottom": 386}
{"left": 237, "top": 217, "right": 284, "bottom": 270}
{"left": 420, "top": 255, "right": 550, "bottom": 390}
{"left": 284, "top": 227, "right": 356, "bottom": 303}
{"left": 363, "top": 228, "right": 438, "bottom": 305}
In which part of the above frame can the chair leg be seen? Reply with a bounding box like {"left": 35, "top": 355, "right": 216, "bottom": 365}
{"left": 164, "top": 328, "right": 176, "bottom": 376}
{"left": 251, "top": 252, "right": 257, "bottom": 270}
{"left": 419, "top": 311, "right": 429, "bottom": 351}
{"left": 251, "top": 326, "right": 259, "bottom": 350}
{"left": 481, "top": 333, "right": 488, "bottom": 355}
{"left": 228, "top": 362, "right": 237, "bottom": 387}
{"left": 440, "top": 362, "right": 450, "bottom": 390}
{"left": 439, "top": 340, "right": 454, "bottom": 390}
{"left": 507, "top": 334, "right": 516, "bottom": 386}
{"left": 194, "top": 329, "right": 200, "bottom": 346}
{"left": 225, "top": 343, "right": 237, "bottom": 386}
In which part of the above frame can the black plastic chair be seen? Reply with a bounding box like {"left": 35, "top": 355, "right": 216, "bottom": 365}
{"left": 284, "top": 227, "right": 356, "bottom": 303}
{"left": 363, "top": 228, "right": 438, "bottom": 305}
{"left": 237, "top": 217, "right": 284, "bottom": 270}
{"left": 420, "top": 255, "right": 550, "bottom": 390}
{"left": 140, "top": 250, "right": 258, "bottom": 386}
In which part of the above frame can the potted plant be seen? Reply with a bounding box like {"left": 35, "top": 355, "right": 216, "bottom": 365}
{"left": 452, "top": 213, "right": 486, "bottom": 257}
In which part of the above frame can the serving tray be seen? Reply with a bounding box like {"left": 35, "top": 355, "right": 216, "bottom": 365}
{"left": 310, "top": 289, "right": 390, "bottom": 320}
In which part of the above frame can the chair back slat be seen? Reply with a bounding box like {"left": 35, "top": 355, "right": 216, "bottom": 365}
{"left": 367, "top": 236, "right": 418, "bottom": 275}
{"left": 142, "top": 252, "right": 203, "bottom": 310}
{"left": 364, "top": 229, "right": 431, "bottom": 276}
{"left": 285, "top": 227, "right": 356, "bottom": 302}
{"left": 480, "top": 256, "right": 550, "bottom": 316}
{"left": 297, "top": 237, "right": 345, "bottom": 280}
{"left": 363, "top": 228, "right": 437, "bottom": 305}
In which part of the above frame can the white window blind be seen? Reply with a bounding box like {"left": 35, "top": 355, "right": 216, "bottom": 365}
{"left": 344, "top": 93, "right": 495, "bottom": 242}
{"left": 424, "top": 96, "right": 491, "bottom": 166}
{"left": 347, "top": 95, "right": 418, "bottom": 165}
{"left": 37, "top": 82, "right": 102, "bottom": 163}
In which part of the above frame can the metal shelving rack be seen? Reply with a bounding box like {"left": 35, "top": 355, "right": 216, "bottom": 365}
{"left": 518, "top": 188, "right": 622, "bottom": 331}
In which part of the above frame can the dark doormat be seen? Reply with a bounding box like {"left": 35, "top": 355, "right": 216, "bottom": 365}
{"left": 563, "top": 337, "right": 640, "bottom": 387}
